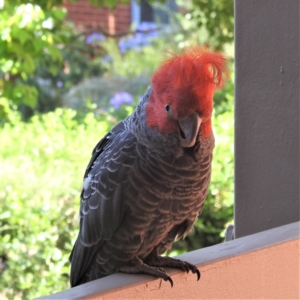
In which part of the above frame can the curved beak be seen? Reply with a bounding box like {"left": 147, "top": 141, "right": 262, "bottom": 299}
{"left": 178, "top": 113, "right": 202, "bottom": 148}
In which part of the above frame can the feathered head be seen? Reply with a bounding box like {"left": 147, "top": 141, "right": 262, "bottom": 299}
{"left": 146, "top": 47, "right": 228, "bottom": 147}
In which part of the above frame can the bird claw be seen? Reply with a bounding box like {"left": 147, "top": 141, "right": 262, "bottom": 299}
{"left": 164, "top": 275, "right": 173, "bottom": 287}
{"left": 146, "top": 255, "right": 201, "bottom": 282}
{"left": 119, "top": 258, "right": 175, "bottom": 287}
{"left": 119, "top": 256, "right": 199, "bottom": 288}
{"left": 195, "top": 268, "right": 201, "bottom": 281}
{"left": 187, "top": 263, "right": 201, "bottom": 281}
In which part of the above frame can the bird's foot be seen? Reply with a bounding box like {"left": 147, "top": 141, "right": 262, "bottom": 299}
{"left": 118, "top": 257, "right": 174, "bottom": 287}
{"left": 145, "top": 255, "right": 200, "bottom": 281}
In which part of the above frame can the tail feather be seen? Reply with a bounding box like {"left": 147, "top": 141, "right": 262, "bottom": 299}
{"left": 70, "top": 239, "right": 104, "bottom": 287}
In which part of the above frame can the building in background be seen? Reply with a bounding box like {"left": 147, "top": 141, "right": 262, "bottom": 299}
{"left": 62, "top": 0, "right": 177, "bottom": 35}
{"left": 62, "top": 0, "right": 131, "bottom": 35}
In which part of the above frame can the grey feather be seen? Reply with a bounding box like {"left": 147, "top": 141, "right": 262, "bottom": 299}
{"left": 70, "top": 87, "right": 214, "bottom": 286}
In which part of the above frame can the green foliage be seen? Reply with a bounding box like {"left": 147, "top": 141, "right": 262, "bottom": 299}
{"left": 101, "top": 38, "right": 167, "bottom": 77}
{"left": 20, "top": 33, "right": 106, "bottom": 120}
{"left": 0, "top": 91, "right": 233, "bottom": 299}
{"left": 171, "top": 0, "right": 234, "bottom": 50}
{"left": 0, "top": 3, "right": 73, "bottom": 120}
{"left": 0, "top": 0, "right": 109, "bottom": 122}
{"left": 0, "top": 66, "right": 234, "bottom": 300}
{"left": 7, "top": 0, "right": 67, "bottom": 10}
{"left": 192, "top": 0, "right": 234, "bottom": 48}
{"left": 7, "top": 0, "right": 130, "bottom": 10}
{"left": 0, "top": 99, "right": 234, "bottom": 298}
{"left": 63, "top": 73, "right": 150, "bottom": 111}
{"left": 0, "top": 0, "right": 234, "bottom": 121}
{"left": 0, "top": 109, "right": 112, "bottom": 299}
{"left": 0, "top": 1, "right": 234, "bottom": 298}
{"left": 62, "top": 39, "right": 171, "bottom": 121}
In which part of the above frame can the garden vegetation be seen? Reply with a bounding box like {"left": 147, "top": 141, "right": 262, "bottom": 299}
{"left": 0, "top": 0, "right": 234, "bottom": 299}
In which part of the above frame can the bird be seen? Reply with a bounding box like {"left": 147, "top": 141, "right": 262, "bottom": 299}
{"left": 70, "top": 47, "right": 227, "bottom": 287}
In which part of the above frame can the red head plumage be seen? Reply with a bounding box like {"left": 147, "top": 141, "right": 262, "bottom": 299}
{"left": 146, "top": 47, "right": 228, "bottom": 140}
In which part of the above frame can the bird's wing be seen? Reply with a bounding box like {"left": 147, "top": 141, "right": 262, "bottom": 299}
{"left": 70, "top": 120, "right": 137, "bottom": 286}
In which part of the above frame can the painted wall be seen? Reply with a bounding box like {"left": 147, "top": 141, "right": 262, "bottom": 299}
{"left": 235, "top": 0, "right": 300, "bottom": 237}
{"left": 36, "top": 222, "right": 300, "bottom": 300}
{"left": 88, "top": 240, "right": 299, "bottom": 299}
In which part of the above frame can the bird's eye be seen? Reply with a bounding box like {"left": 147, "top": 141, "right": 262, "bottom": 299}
{"left": 165, "top": 104, "right": 170, "bottom": 113}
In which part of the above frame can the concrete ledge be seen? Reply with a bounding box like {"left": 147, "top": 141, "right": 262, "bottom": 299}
{"left": 36, "top": 221, "right": 300, "bottom": 299}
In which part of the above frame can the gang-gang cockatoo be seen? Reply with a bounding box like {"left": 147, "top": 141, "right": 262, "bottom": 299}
{"left": 70, "top": 47, "right": 227, "bottom": 287}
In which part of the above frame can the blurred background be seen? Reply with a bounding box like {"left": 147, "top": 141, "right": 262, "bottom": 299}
{"left": 0, "top": 0, "right": 234, "bottom": 299}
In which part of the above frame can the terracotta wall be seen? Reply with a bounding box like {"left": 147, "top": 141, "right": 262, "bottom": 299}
{"left": 36, "top": 222, "right": 300, "bottom": 300}
{"left": 85, "top": 240, "right": 299, "bottom": 299}
{"left": 62, "top": 0, "right": 131, "bottom": 34}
